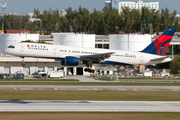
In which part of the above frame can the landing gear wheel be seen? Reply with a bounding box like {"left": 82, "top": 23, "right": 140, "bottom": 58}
{"left": 22, "top": 63, "right": 25, "bottom": 67}
{"left": 91, "top": 69, "right": 95, "bottom": 73}
{"left": 21, "top": 57, "right": 25, "bottom": 67}
{"left": 84, "top": 68, "right": 95, "bottom": 73}
{"left": 84, "top": 68, "right": 91, "bottom": 72}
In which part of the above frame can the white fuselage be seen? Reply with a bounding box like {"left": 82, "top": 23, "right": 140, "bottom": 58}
{"left": 4, "top": 43, "right": 171, "bottom": 65}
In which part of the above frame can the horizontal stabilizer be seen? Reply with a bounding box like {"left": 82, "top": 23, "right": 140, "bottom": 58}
{"left": 150, "top": 56, "right": 173, "bottom": 61}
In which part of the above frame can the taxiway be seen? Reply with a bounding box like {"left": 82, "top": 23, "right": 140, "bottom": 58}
{"left": 0, "top": 85, "right": 179, "bottom": 91}
{"left": 0, "top": 100, "right": 180, "bottom": 112}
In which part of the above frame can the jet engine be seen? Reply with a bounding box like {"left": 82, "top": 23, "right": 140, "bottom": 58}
{"left": 61, "top": 56, "right": 81, "bottom": 66}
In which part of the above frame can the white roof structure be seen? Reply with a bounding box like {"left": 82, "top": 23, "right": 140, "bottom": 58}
{"left": 119, "top": 0, "right": 159, "bottom": 12}
{"left": 105, "top": 0, "right": 159, "bottom": 14}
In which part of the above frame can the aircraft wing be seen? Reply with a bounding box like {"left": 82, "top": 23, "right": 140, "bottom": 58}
{"left": 150, "top": 56, "right": 173, "bottom": 61}
{"left": 79, "top": 52, "right": 114, "bottom": 63}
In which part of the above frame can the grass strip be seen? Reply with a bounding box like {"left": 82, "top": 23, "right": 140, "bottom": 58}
{"left": 0, "top": 79, "right": 79, "bottom": 81}
{"left": 0, "top": 91, "right": 180, "bottom": 101}
{"left": 0, "top": 112, "right": 180, "bottom": 120}
{"left": 0, "top": 82, "right": 180, "bottom": 85}
{"left": 100, "top": 77, "right": 180, "bottom": 80}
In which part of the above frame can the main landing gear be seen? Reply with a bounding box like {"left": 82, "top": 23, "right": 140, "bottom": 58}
{"left": 84, "top": 62, "right": 95, "bottom": 73}
{"left": 84, "top": 68, "right": 95, "bottom": 73}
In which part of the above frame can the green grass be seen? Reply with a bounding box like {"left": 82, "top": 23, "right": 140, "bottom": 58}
{"left": 0, "top": 78, "right": 180, "bottom": 85}
{"left": 99, "top": 76, "right": 180, "bottom": 80}
{"left": 0, "top": 112, "right": 180, "bottom": 120}
{"left": 1, "top": 91, "right": 180, "bottom": 101}
{"left": 0, "top": 79, "right": 79, "bottom": 81}
{"left": 0, "top": 81, "right": 180, "bottom": 85}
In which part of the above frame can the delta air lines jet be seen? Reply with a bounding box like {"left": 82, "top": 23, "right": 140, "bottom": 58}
{"left": 4, "top": 29, "right": 176, "bottom": 73}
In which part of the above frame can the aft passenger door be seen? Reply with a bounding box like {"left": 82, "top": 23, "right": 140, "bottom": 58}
{"left": 140, "top": 54, "right": 143, "bottom": 62}
{"left": 53, "top": 47, "right": 57, "bottom": 54}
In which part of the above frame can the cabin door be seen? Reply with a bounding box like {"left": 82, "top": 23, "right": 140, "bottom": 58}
{"left": 53, "top": 47, "right": 57, "bottom": 54}
{"left": 140, "top": 54, "right": 144, "bottom": 62}
{"left": 20, "top": 45, "right": 24, "bottom": 52}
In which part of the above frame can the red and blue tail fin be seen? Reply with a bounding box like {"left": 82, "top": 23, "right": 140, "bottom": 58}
{"left": 141, "top": 29, "right": 176, "bottom": 56}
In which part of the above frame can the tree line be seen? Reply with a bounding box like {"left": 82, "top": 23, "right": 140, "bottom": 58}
{"left": 0, "top": 6, "right": 179, "bottom": 35}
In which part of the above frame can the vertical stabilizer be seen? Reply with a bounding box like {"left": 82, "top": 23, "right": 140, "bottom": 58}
{"left": 141, "top": 29, "right": 176, "bottom": 56}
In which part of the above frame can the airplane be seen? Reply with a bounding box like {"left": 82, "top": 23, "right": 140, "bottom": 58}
{"left": 4, "top": 29, "right": 176, "bottom": 73}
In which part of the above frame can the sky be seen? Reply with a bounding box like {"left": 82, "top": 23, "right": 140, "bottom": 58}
{"left": 0, "top": 0, "right": 180, "bottom": 15}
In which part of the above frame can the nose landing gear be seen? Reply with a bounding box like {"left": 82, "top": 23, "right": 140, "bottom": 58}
{"left": 21, "top": 57, "right": 25, "bottom": 67}
{"left": 22, "top": 63, "right": 25, "bottom": 67}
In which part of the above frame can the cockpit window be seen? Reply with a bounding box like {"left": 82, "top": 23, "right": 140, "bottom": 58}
{"left": 8, "top": 45, "right": 15, "bottom": 48}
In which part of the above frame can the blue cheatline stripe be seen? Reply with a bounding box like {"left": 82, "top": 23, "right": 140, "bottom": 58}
{"left": 160, "top": 39, "right": 172, "bottom": 55}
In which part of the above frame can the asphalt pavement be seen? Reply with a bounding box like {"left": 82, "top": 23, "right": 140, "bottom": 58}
{"left": 0, "top": 100, "right": 180, "bottom": 112}
{"left": 0, "top": 85, "right": 179, "bottom": 91}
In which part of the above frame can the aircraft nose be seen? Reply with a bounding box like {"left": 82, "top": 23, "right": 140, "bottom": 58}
{"left": 3, "top": 48, "right": 9, "bottom": 54}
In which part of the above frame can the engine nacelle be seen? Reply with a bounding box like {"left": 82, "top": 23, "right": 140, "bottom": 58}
{"left": 61, "top": 56, "right": 80, "bottom": 66}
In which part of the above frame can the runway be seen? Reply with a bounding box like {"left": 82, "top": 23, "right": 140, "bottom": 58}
{"left": 0, "top": 100, "right": 180, "bottom": 112}
{"left": 0, "top": 85, "right": 179, "bottom": 91}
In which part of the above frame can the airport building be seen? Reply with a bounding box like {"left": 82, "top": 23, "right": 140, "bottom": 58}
{"left": 105, "top": 0, "right": 159, "bottom": 13}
